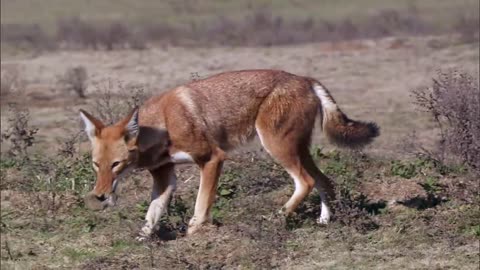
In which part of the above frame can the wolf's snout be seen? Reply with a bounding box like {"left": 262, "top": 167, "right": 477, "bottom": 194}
{"left": 96, "top": 194, "right": 107, "bottom": 202}
{"left": 84, "top": 192, "right": 108, "bottom": 210}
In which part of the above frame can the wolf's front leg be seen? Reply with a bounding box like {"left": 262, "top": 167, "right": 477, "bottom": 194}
{"left": 188, "top": 152, "right": 224, "bottom": 235}
{"left": 139, "top": 164, "right": 176, "bottom": 240}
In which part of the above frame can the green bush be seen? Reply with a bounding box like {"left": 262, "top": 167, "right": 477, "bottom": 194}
{"left": 390, "top": 160, "right": 419, "bottom": 179}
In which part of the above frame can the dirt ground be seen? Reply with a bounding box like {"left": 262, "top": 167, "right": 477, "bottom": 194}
{"left": 1, "top": 36, "right": 479, "bottom": 269}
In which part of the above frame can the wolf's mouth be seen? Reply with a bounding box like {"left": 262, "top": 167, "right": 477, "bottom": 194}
{"left": 84, "top": 192, "right": 117, "bottom": 210}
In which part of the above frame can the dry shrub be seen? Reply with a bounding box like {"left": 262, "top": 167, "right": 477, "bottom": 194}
{"left": 196, "top": 9, "right": 323, "bottom": 46}
{"left": 129, "top": 32, "right": 148, "bottom": 50}
{"left": 314, "top": 7, "right": 430, "bottom": 42}
{"left": 202, "top": 6, "right": 434, "bottom": 46}
{"left": 0, "top": 23, "right": 54, "bottom": 50}
{"left": 57, "top": 66, "right": 88, "bottom": 98}
{"left": 454, "top": 14, "right": 480, "bottom": 43}
{"left": 183, "top": 5, "right": 434, "bottom": 46}
{"left": 91, "top": 80, "right": 148, "bottom": 125}
{"left": 1, "top": 104, "right": 94, "bottom": 197}
{"left": 1, "top": 105, "right": 38, "bottom": 161}
{"left": 2, "top": 19, "right": 145, "bottom": 51}
{"left": 142, "top": 23, "right": 179, "bottom": 45}
{"left": 411, "top": 69, "right": 480, "bottom": 171}
{"left": 1, "top": 66, "right": 25, "bottom": 97}
{"left": 1, "top": 6, "right": 474, "bottom": 49}
{"left": 363, "top": 7, "right": 430, "bottom": 38}
{"left": 56, "top": 18, "right": 145, "bottom": 50}
{"left": 56, "top": 17, "right": 101, "bottom": 49}
{"left": 99, "top": 22, "right": 131, "bottom": 50}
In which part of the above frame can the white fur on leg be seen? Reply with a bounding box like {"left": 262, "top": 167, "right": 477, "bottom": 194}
{"left": 139, "top": 173, "right": 176, "bottom": 239}
{"left": 188, "top": 173, "right": 215, "bottom": 235}
{"left": 142, "top": 197, "right": 169, "bottom": 235}
{"left": 282, "top": 169, "right": 308, "bottom": 213}
{"left": 317, "top": 192, "right": 331, "bottom": 225}
{"left": 187, "top": 216, "right": 200, "bottom": 235}
{"left": 188, "top": 209, "right": 211, "bottom": 235}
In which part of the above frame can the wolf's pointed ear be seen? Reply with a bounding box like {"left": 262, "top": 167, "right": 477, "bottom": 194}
{"left": 79, "top": 110, "right": 104, "bottom": 141}
{"left": 120, "top": 107, "right": 139, "bottom": 140}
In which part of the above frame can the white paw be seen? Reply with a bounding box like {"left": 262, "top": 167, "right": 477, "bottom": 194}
{"left": 135, "top": 235, "right": 149, "bottom": 242}
{"left": 141, "top": 224, "right": 154, "bottom": 236}
{"left": 317, "top": 215, "right": 330, "bottom": 225}
{"left": 188, "top": 216, "right": 197, "bottom": 227}
{"left": 318, "top": 199, "right": 331, "bottom": 225}
{"left": 187, "top": 224, "right": 200, "bottom": 235}
{"left": 278, "top": 206, "right": 293, "bottom": 217}
{"left": 187, "top": 216, "right": 200, "bottom": 235}
{"left": 136, "top": 224, "right": 154, "bottom": 242}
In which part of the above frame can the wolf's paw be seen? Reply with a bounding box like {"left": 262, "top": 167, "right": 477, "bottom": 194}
{"left": 316, "top": 215, "right": 330, "bottom": 225}
{"left": 135, "top": 224, "right": 154, "bottom": 242}
{"left": 187, "top": 224, "right": 202, "bottom": 235}
{"left": 277, "top": 207, "right": 296, "bottom": 218}
{"left": 277, "top": 207, "right": 287, "bottom": 216}
{"left": 135, "top": 235, "right": 149, "bottom": 242}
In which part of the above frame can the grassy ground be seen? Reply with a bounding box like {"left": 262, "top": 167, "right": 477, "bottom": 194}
{"left": 1, "top": 149, "right": 478, "bottom": 269}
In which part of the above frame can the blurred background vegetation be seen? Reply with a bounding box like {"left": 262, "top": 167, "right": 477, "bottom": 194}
{"left": 1, "top": 0, "right": 478, "bottom": 52}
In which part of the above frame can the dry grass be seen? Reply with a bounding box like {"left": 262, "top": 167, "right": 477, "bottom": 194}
{"left": 1, "top": 148, "right": 479, "bottom": 269}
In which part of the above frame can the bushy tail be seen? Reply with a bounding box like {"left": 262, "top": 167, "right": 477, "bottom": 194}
{"left": 311, "top": 81, "right": 379, "bottom": 148}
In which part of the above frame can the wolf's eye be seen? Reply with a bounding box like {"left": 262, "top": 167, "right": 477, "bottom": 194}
{"left": 111, "top": 161, "right": 121, "bottom": 169}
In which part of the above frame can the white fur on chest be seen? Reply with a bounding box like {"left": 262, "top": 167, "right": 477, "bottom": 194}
{"left": 170, "top": 151, "right": 194, "bottom": 164}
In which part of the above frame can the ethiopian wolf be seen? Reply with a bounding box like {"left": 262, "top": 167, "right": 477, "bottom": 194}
{"left": 79, "top": 69, "right": 379, "bottom": 238}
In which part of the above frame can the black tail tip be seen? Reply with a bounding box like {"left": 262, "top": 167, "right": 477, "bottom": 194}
{"left": 324, "top": 118, "right": 380, "bottom": 149}
{"left": 366, "top": 122, "right": 380, "bottom": 138}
